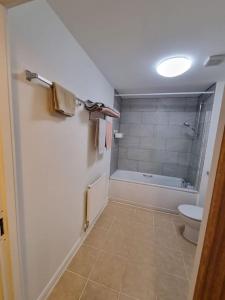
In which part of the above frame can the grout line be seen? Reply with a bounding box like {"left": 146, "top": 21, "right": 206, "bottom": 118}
{"left": 78, "top": 214, "right": 117, "bottom": 300}
{"left": 72, "top": 203, "right": 191, "bottom": 299}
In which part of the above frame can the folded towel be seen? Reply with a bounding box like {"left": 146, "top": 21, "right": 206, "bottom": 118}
{"left": 106, "top": 121, "right": 113, "bottom": 150}
{"left": 85, "top": 100, "right": 103, "bottom": 111}
{"left": 99, "top": 107, "right": 120, "bottom": 118}
{"left": 51, "top": 82, "right": 76, "bottom": 116}
{"left": 84, "top": 100, "right": 120, "bottom": 118}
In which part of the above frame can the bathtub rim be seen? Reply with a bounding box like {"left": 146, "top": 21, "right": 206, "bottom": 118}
{"left": 110, "top": 176, "right": 198, "bottom": 194}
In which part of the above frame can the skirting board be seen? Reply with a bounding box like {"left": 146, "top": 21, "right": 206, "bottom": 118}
{"left": 37, "top": 199, "right": 108, "bottom": 300}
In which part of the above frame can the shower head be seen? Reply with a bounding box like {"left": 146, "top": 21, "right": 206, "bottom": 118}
{"left": 183, "top": 121, "right": 196, "bottom": 132}
{"left": 184, "top": 121, "right": 192, "bottom": 128}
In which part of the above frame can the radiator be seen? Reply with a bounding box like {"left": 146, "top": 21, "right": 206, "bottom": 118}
{"left": 85, "top": 174, "right": 107, "bottom": 231}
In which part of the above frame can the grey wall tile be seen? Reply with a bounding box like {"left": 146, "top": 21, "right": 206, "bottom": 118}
{"left": 119, "top": 136, "right": 140, "bottom": 147}
{"left": 166, "top": 138, "right": 192, "bottom": 153}
{"left": 129, "top": 99, "right": 158, "bottom": 112}
{"left": 118, "top": 147, "right": 128, "bottom": 159}
{"left": 186, "top": 93, "right": 214, "bottom": 186}
{"left": 140, "top": 137, "right": 166, "bottom": 150}
{"left": 127, "top": 148, "right": 151, "bottom": 161}
{"left": 162, "top": 163, "right": 188, "bottom": 179}
{"left": 142, "top": 112, "right": 169, "bottom": 124}
{"left": 120, "top": 112, "right": 142, "bottom": 123}
{"left": 110, "top": 95, "right": 122, "bottom": 174}
{"left": 168, "top": 112, "right": 196, "bottom": 125}
{"left": 116, "top": 95, "right": 213, "bottom": 185}
{"left": 155, "top": 125, "right": 190, "bottom": 139}
{"left": 128, "top": 124, "right": 155, "bottom": 137}
{"left": 118, "top": 159, "right": 138, "bottom": 171}
{"left": 138, "top": 161, "right": 162, "bottom": 174}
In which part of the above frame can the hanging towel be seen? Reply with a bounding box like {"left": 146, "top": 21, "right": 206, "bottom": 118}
{"left": 97, "top": 119, "right": 106, "bottom": 154}
{"left": 51, "top": 82, "right": 76, "bottom": 116}
{"left": 106, "top": 121, "right": 113, "bottom": 150}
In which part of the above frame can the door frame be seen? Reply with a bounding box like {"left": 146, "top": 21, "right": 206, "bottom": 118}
{"left": 0, "top": 4, "right": 24, "bottom": 300}
{"left": 193, "top": 126, "right": 225, "bottom": 299}
{"left": 189, "top": 82, "right": 225, "bottom": 299}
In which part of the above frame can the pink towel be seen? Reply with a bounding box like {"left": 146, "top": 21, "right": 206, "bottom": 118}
{"left": 106, "top": 121, "right": 113, "bottom": 150}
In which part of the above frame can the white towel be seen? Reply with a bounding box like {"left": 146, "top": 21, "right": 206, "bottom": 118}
{"left": 98, "top": 119, "right": 106, "bottom": 154}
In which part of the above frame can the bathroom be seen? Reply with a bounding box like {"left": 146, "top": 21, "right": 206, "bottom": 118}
{"left": 1, "top": 1, "right": 225, "bottom": 300}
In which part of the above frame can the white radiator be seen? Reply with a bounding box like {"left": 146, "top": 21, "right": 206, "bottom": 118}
{"left": 85, "top": 174, "right": 107, "bottom": 230}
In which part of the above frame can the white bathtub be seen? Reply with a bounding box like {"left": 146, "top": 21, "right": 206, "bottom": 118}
{"left": 109, "top": 170, "right": 198, "bottom": 213}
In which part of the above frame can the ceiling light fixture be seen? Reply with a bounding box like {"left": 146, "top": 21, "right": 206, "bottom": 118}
{"left": 156, "top": 56, "right": 192, "bottom": 77}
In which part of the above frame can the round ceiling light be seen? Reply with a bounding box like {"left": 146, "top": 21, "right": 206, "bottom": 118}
{"left": 156, "top": 57, "right": 192, "bottom": 77}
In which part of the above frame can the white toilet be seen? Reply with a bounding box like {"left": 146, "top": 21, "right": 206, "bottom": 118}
{"left": 178, "top": 204, "right": 203, "bottom": 245}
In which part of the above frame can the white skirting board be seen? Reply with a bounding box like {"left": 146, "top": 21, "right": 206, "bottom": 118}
{"left": 37, "top": 199, "right": 108, "bottom": 300}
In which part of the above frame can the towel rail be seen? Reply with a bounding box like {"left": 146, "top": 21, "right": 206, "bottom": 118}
{"left": 25, "top": 70, "right": 120, "bottom": 118}
{"left": 25, "top": 70, "right": 86, "bottom": 105}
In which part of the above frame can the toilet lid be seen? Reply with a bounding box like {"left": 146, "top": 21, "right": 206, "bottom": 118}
{"left": 178, "top": 204, "right": 203, "bottom": 221}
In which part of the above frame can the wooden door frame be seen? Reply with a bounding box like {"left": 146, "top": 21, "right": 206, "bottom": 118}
{"left": 0, "top": 4, "right": 24, "bottom": 300}
{"left": 193, "top": 126, "right": 225, "bottom": 299}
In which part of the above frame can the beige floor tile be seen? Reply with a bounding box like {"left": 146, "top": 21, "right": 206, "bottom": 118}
{"left": 50, "top": 206, "right": 194, "bottom": 300}
{"left": 95, "top": 212, "right": 115, "bottom": 230}
{"left": 80, "top": 281, "right": 118, "bottom": 300}
{"left": 128, "top": 221, "right": 155, "bottom": 241}
{"left": 103, "top": 230, "right": 130, "bottom": 258}
{"left": 108, "top": 202, "right": 136, "bottom": 221}
{"left": 121, "top": 262, "right": 157, "bottom": 300}
{"left": 84, "top": 227, "right": 108, "bottom": 249}
{"left": 127, "top": 238, "right": 156, "bottom": 265}
{"left": 109, "top": 219, "right": 132, "bottom": 236}
{"left": 183, "top": 253, "right": 196, "bottom": 280}
{"left": 155, "top": 223, "right": 177, "bottom": 238}
{"left": 119, "top": 294, "right": 138, "bottom": 300}
{"left": 177, "top": 234, "right": 197, "bottom": 258}
{"left": 90, "top": 251, "right": 127, "bottom": 291}
{"left": 67, "top": 245, "right": 99, "bottom": 277}
{"left": 154, "top": 231, "right": 179, "bottom": 250}
{"left": 48, "top": 271, "right": 86, "bottom": 300}
{"left": 154, "top": 212, "right": 174, "bottom": 227}
{"left": 156, "top": 272, "right": 189, "bottom": 300}
{"left": 154, "top": 246, "right": 187, "bottom": 279}
{"left": 172, "top": 214, "right": 183, "bottom": 225}
{"left": 135, "top": 208, "right": 154, "bottom": 225}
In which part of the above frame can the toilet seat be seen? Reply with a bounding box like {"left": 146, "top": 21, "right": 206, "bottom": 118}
{"left": 178, "top": 204, "right": 203, "bottom": 222}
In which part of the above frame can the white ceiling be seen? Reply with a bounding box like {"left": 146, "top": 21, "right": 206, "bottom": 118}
{"left": 48, "top": 0, "right": 225, "bottom": 93}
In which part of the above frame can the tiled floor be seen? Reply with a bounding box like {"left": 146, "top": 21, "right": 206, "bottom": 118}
{"left": 48, "top": 201, "right": 196, "bottom": 300}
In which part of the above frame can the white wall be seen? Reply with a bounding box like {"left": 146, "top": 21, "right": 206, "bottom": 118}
{"left": 8, "top": 1, "right": 114, "bottom": 299}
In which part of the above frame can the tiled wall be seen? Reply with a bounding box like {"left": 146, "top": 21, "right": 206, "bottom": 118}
{"left": 187, "top": 93, "right": 214, "bottom": 187}
{"left": 110, "top": 95, "right": 122, "bottom": 174}
{"left": 117, "top": 97, "right": 199, "bottom": 179}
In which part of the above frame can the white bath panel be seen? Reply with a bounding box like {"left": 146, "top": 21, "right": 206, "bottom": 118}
{"left": 109, "top": 170, "right": 198, "bottom": 213}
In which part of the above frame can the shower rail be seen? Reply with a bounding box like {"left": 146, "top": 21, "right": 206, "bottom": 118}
{"left": 115, "top": 92, "right": 214, "bottom": 97}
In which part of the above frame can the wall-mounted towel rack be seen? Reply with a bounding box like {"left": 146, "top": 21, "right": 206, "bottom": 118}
{"left": 25, "top": 70, "right": 86, "bottom": 105}
{"left": 25, "top": 70, "right": 120, "bottom": 119}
